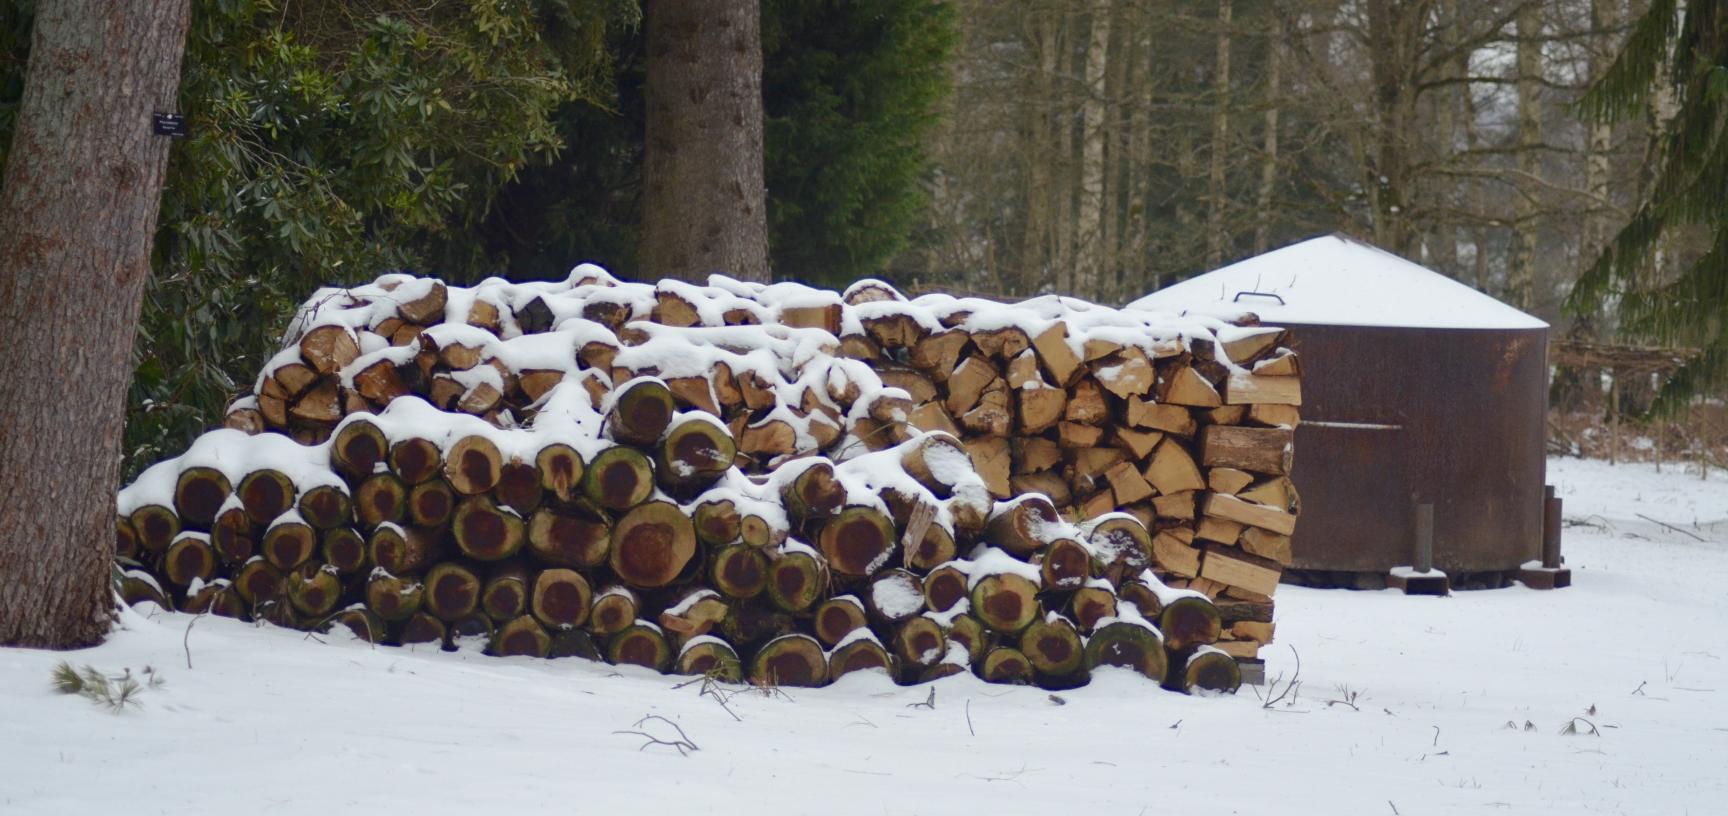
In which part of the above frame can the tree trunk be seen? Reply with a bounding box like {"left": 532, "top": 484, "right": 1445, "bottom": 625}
{"left": 0, "top": 0, "right": 192, "bottom": 649}
{"left": 641, "top": 0, "right": 770, "bottom": 283}
{"left": 1509, "top": 1, "right": 1544, "bottom": 310}
{"left": 1074, "top": 0, "right": 1113, "bottom": 299}
{"left": 1254, "top": 25, "right": 1280, "bottom": 255}
{"left": 1206, "top": 0, "right": 1233, "bottom": 269}
{"left": 1582, "top": 0, "right": 1619, "bottom": 268}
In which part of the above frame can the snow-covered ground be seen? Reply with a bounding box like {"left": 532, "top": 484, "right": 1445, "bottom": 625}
{"left": 3, "top": 457, "right": 1724, "bottom": 815}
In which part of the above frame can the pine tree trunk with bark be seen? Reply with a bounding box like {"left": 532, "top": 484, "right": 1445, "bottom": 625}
{"left": 641, "top": 0, "right": 771, "bottom": 283}
{"left": 0, "top": 0, "right": 193, "bottom": 648}
{"left": 1206, "top": 0, "right": 1232, "bottom": 269}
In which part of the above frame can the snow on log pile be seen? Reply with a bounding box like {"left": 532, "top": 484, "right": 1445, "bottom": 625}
{"left": 113, "top": 266, "right": 1301, "bottom": 692}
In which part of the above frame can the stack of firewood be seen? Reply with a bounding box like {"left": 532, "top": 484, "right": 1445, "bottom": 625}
{"left": 114, "top": 268, "right": 1301, "bottom": 691}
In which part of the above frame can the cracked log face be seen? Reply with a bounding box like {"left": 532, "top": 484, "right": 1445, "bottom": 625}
{"left": 388, "top": 438, "right": 442, "bottom": 485}
{"left": 1159, "top": 595, "right": 1222, "bottom": 652}
{"left": 765, "top": 550, "right": 826, "bottom": 613}
{"left": 445, "top": 435, "right": 503, "bottom": 496}
{"left": 609, "top": 501, "right": 696, "bottom": 589}
{"left": 408, "top": 480, "right": 455, "bottom": 527}
{"left": 535, "top": 443, "right": 585, "bottom": 504}
{"left": 1019, "top": 615, "right": 1083, "bottom": 677}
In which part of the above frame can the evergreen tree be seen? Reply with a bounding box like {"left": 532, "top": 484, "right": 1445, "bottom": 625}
{"left": 1572, "top": 0, "right": 1728, "bottom": 407}
{"left": 761, "top": 0, "right": 957, "bottom": 287}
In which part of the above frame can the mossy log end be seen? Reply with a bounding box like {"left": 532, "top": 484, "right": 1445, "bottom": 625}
{"left": 1069, "top": 586, "right": 1118, "bottom": 633}
{"left": 587, "top": 588, "right": 640, "bottom": 637}
{"left": 1089, "top": 516, "right": 1153, "bottom": 574}
{"left": 656, "top": 417, "right": 738, "bottom": 494}
{"left": 445, "top": 612, "right": 495, "bottom": 649}
{"left": 238, "top": 469, "right": 296, "bottom": 526}
{"left": 582, "top": 446, "right": 656, "bottom": 511}
{"left": 368, "top": 524, "right": 435, "bottom": 575}
{"left": 233, "top": 559, "right": 286, "bottom": 606}
{"left": 610, "top": 501, "right": 697, "bottom": 588}
{"left": 693, "top": 498, "right": 742, "bottom": 546}
{"left": 1159, "top": 595, "right": 1222, "bottom": 652}
{"left": 608, "top": 379, "right": 676, "bottom": 447}
{"left": 818, "top": 506, "right": 897, "bottom": 577}
{"left": 676, "top": 639, "right": 743, "bottom": 681}
{"left": 944, "top": 615, "right": 987, "bottom": 664}
{"left": 366, "top": 572, "right": 425, "bottom": 622}
{"left": 408, "top": 479, "right": 456, "bottom": 527}
{"left": 287, "top": 564, "right": 343, "bottom": 618}
{"left": 130, "top": 505, "right": 180, "bottom": 554}
{"left": 766, "top": 549, "right": 828, "bottom": 613}
{"left": 115, "top": 516, "right": 139, "bottom": 562}
{"left": 781, "top": 462, "right": 846, "bottom": 523}
{"left": 388, "top": 438, "right": 443, "bottom": 485}
{"left": 527, "top": 505, "right": 611, "bottom": 568}
{"left": 531, "top": 568, "right": 594, "bottom": 630}
{"left": 173, "top": 467, "right": 232, "bottom": 528}
{"left": 608, "top": 622, "right": 673, "bottom": 672}
{"left": 904, "top": 522, "right": 956, "bottom": 572}
{"left": 549, "top": 628, "right": 603, "bottom": 661}
{"left": 425, "top": 562, "right": 482, "bottom": 622}
{"left": 969, "top": 573, "right": 1040, "bottom": 633}
{"left": 445, "top": 435, "right": 504, "bottom": 495}
{"left": 211, "top": 506, "right": 254, "bottom": 565}
{"left": 396, "top": 611, "right": 448, "bottom": 646}
{"left": 494, "top": 461, "right": 544, "bottom": 515}
{"left": 1084, "top": 621, "right": 1169, "bottom": 682}
{"left": 892, "top": 616, "right": 947, "bottom": 668}
{"left": 535, "top": 443, "right": 586, "bottom": 504}
{"left": 710, "top": 544, "right": 768, "bottom": 599}
{"left": 1168, "top": 647, "right": 1242, "bottom": 694}
{"left": 1019, "top": 615, "right": 1084, "bottom": 677}
{"left": 321, "top": 527, "right": 368, "bottom": 575}
{"left": 1038, "top": 538, "right": 1095, "bottom": 590}
{"left": 986, "top": 496, "right": 1060, "bottom": 558}
{"left": 750, "top": 634, "right": 830, "bottom": 688}
{"left": 492, "top": 615, "right": 552, "bottom": 658}
{"left": 184, "top": 582, "right": 247, "bottom": 619}
{"left": 355, "top": 473, "right": 409, "bottom": 528}
{"left": 332, "top": 607, "right": 386, "bottom": 644}
{"left": 263, "top": 518, "right": 319, "bottom": 570}
{"left": 331, "top": 419, "right": 389, "bottom": 478}
{"left": 813, "top": 596, "right": 868, "bottom": 647}
{"left": 830, "top": 637, "right": 893, "bottom": 680}
{"left": 164, "top": 534, "right": 218, "bottom": 587}
{"left": 481, "top": 564, "right": 530, "bottom": 622}
{"left": 453, "top": 495, "right": 527, "bottom": 561}
{"left": 981, "top": 647, "right": 1034, "bottom": 684}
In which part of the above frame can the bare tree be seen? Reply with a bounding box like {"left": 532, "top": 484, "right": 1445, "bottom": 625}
{"left": 0, "top": 0, "right": 194, "bottom": 648}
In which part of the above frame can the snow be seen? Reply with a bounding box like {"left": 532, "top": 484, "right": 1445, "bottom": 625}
{"left": 1128, "top": 234, "right": 1549, "bottom": 331}
{"left": 7, "top": 456, "right": 1728, "bottom": 814}
{"left": 870, "top": 572, "right": 925, "bottom": 620}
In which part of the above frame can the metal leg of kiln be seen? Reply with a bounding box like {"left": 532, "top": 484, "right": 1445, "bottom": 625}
{"left": 1388, "top": 501, "right": 1450, "bottom": 595}
{"left": 1518, "top": 486, "right": 1571, "bottom": 589}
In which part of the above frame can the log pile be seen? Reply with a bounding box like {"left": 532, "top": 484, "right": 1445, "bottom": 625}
{"left": 114, "top": 268, "right": 1302, "bottom": 692}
